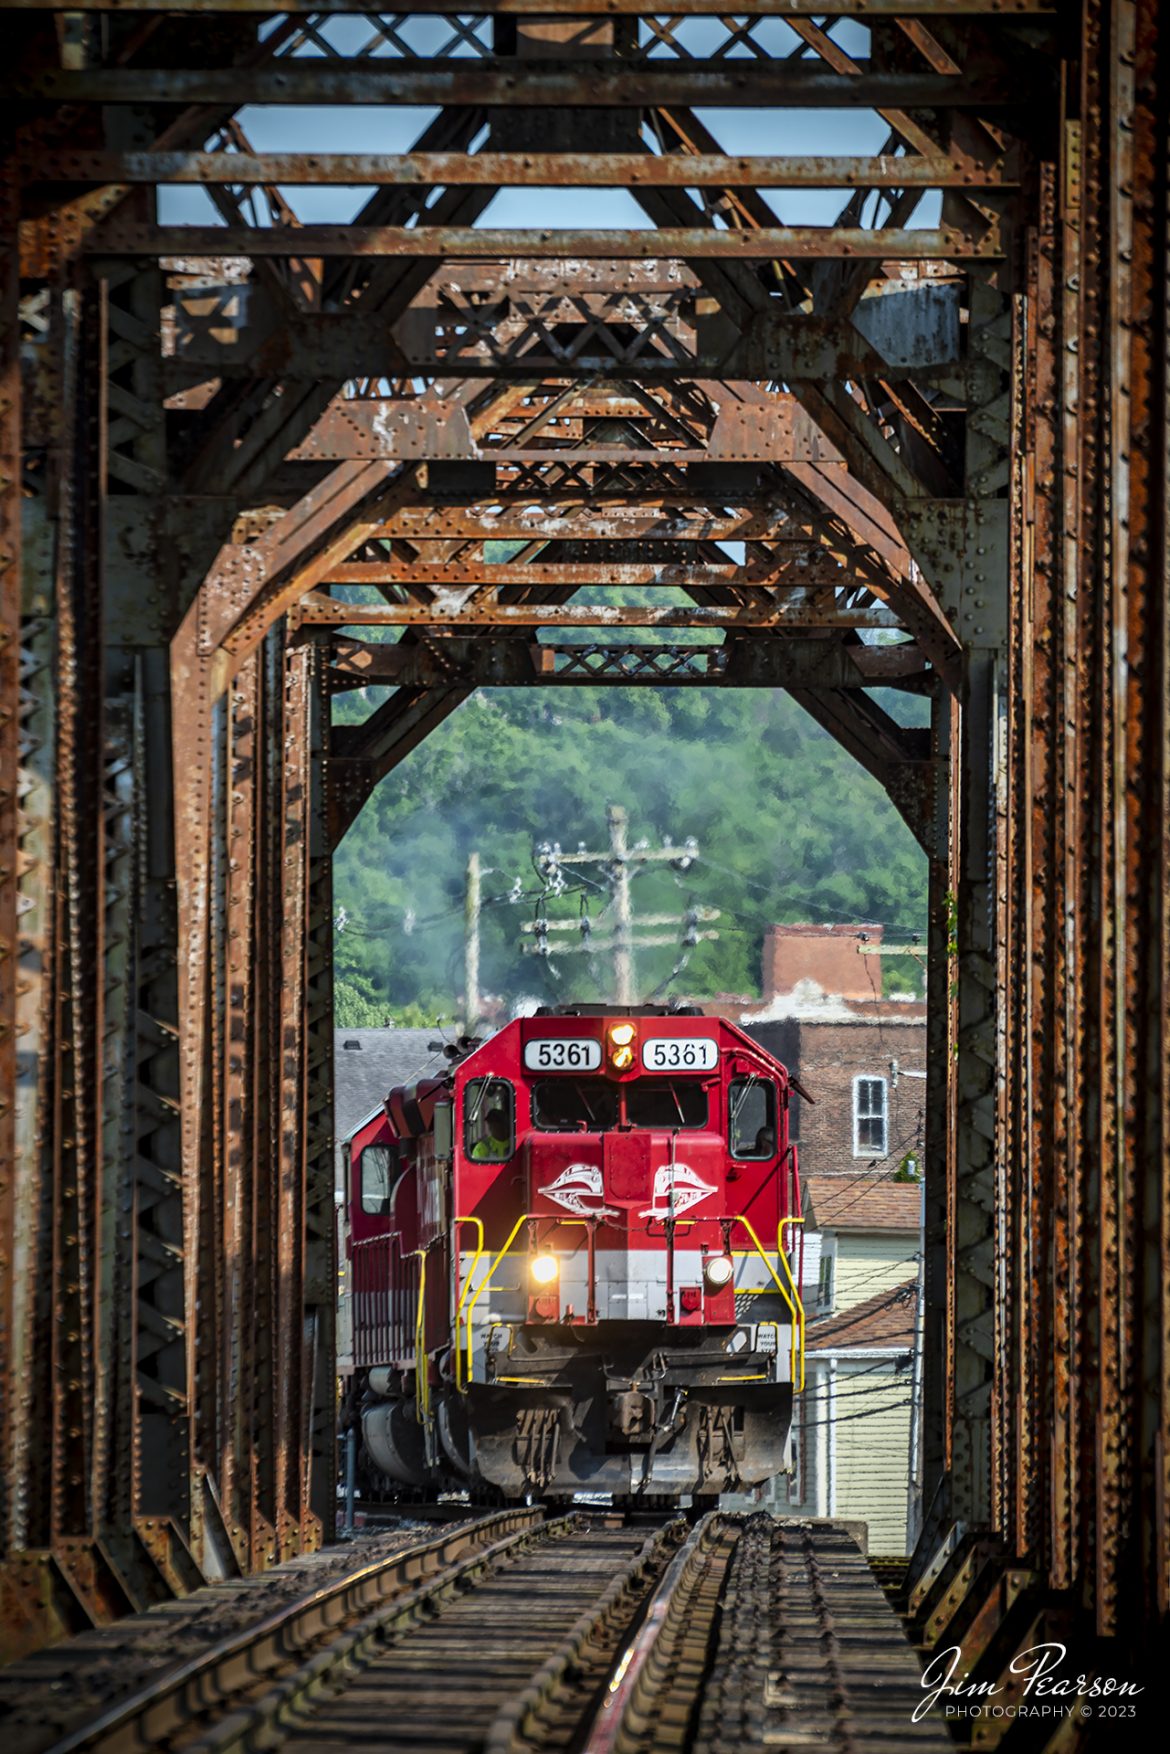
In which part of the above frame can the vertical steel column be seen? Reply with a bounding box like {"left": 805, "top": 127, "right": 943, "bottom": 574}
{"left": 222, "top": 654, "right": 261, "bottom": 1571}
{"left": 921, "top": 691, "right": 957, "bottom": 1513}
{"left": 950, "top": 650, "right": 1002, "bottom": 1526}
{"left": 1121, "top": 0, "right": 1170, "bottom": 1637}
{"left": 305, "top": 649, "right": 337, "bottom": 1535}
{"left": 133, "top": 649, "right": 190, "bottom": 1538}
{"left": 0, "top": 151, "right": 21, "bottom": 1575}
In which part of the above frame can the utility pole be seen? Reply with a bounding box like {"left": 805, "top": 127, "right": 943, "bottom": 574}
{"left": 608, "top": 804, "right": 635, "bottom": 1004}
{"left": 523, "top": 806, "right": 718, "bottom": 1004}
{"left": 464, "top": 850, "right": 481, "bottom": 1033}
{"left": 907, "top": 1179, "right": 926, "bottom": 1550}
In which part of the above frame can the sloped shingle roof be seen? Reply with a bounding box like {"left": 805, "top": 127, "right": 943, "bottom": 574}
{"left": 802, "top": 1174, "right": 922, "bottom": 1233}
{"left": 807, "top": 1279, "right": 918, "bottom": 1352}
{"left": 334, "top": 1028, "right": 441, "bottom": 1143}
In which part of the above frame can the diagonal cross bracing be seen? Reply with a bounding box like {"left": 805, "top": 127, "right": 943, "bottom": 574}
{"left": 5, "top": 0, "right": 1167, "bottom": 1699}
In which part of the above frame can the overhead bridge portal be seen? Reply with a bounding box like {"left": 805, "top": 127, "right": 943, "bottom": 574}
{"left": 0, "top": 0, "right": 1167, "bottom": 1713}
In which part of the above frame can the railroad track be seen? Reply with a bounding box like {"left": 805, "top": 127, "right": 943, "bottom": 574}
{"left": 589, "top": 1516, "right": 954, "bottom": 1753}
{"left": 6, "top": 1511, "right": 538, "bottom": 1754}
{"left": 14, "top": 1513, "right": 952, "bottom": 1754}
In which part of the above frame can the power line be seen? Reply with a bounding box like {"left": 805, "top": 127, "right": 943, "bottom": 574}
{"left": 691, "top": 854, "right": 927, "bottom": 939}
{"left": 793, "top": 1396, "right": 915, "bottom": 1434}
{"left": 521, "top": 805, "right": 717, "bottom": 1003}
{"left": 803, "top": 1282, "right": 916, "bottom": 1342}
{"left": 797, "top": 1372, "right": 916, "bottom": 1408}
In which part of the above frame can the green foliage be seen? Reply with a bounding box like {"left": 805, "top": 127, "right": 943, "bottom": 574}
{"left": 332, "top": 660, "right": 929, "bottom": 1021}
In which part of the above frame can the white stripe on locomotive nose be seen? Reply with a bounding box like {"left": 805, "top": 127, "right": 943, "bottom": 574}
{"left": 540, "top": 1163, "right": 619, "bottom": 1218}
{"left": 536, "top": 1160, "right": 719, "bottom": 1220}
{"left": 639, "top": 1163, "right": 718, "bottom": 1218}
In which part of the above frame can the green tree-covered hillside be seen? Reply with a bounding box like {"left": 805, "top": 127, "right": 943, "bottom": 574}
{"left": 332, "top": 680, "right": 927, "bottom": 1026}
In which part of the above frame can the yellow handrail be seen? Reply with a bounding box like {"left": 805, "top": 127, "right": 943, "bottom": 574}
{"left": 780, "top": 1215, "right": 805, "bottom": 1252}
{"left": 413, "top": 1247, "right": 430, "bottom": 1429}
{"left": 461, "top": 1211, "right": 531, "bottom": 1388}
{"left": 778, "top": 1220, "right": 806, "bottom": 1382}
{"left": 456, "top": 1215, "right": 595, "bottom": 1387}
{"left": 733, "top": 1214, "right": 805, "bottom": 1392}
{"left": 453, "top": 1209, "right": 805, "bottom": 1393}
{"left": 453, "top": 1215, "right": 485, "bottom": 1391}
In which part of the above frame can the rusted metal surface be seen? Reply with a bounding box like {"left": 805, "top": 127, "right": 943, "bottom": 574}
{"left": 2, "top": 0, "right": 1168, "bottom": 1712}
{"left": 18, "top": 65, "right": 1028, "bottom": 109}
{"left": 87, "top": 222, "right": 1008, "bottom": 262}
{"left": 0, "top": 149, "right": 21, "bottom": 1590}
{"left": 27, "top": 150, "right": 1020, "bottom": 190}
{"left": 0, "top": 1511, "right": 541, "bottom": 1754}
{"left": 322, "top": 635, "right": 928, "bottom": 693}
{"left": 298, "top": 592, "right": 905, "bottom": 627}
{"left": 588, "top": 1517, "right": 950, "bottom": 1753}
{"left": 0, "top": 0, "right": 1062, "bottom": 12}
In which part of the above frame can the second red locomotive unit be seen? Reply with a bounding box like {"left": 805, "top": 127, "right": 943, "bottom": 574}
{"left": 343, "top": 1005, "right": 807, "bottom": 1502}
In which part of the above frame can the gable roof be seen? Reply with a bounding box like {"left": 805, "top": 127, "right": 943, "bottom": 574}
{"left": 807, "top": 1279, "right": 918, "bottom": 1352}
{"left": 333, "top": 1029, "right": 441, "bottom": 1144}
{"left": 802, "top": 1174, "right": 922, "bottom": 1233}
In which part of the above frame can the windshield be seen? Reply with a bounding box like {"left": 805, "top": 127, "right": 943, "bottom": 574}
{"left": 464, "top": 1077, "right": 515, "bottom": 1161}
{"left": 729, "top": 1077, "right": 777, "bottom": 1159}
{"left": 626, "top": 1081, "right": 708, "bottom": 1129}
{"left": 531, "top": 1079, "right": 619, "bottom": 1132}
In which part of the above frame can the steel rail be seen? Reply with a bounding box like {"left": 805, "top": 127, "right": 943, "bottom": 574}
{"left": 482, "top": 1519, "right": 688, "bottom": 1754}
{"left": 180, "top": 1516, "right": 651, "bottom": 1754}
{"left": 44, "top": 1509, "right": 542, "bottom": 1754}
{"left": 581, "top": 1512, "right": 734, "bottom": 1754}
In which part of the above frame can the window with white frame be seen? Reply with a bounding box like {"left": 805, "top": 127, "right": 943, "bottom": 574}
{"left": 853, "top": 1075, "right": 888, "bottom": 1155}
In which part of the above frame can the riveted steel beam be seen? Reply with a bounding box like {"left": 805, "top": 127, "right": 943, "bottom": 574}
{"left": 83, "top": 222, "right": 1005, "bottom": 262}
{"left": 308, "top": 565, "right": 897, "bottom": 597}
{"left": 0, "top": 155, "right": 22, "bottom": 1576}
{"left": 17, "top": 66, "right": 1029, "bottom": 110}
{"left": 323, "top": 632, "right": 928, "bottom": 690}
{"left": 167, "top": 286, "right": 964, "bottom": 384}
{"left": 0, "top": 1, "right": 1062, "bottom": 13}
{"left": 26, "top": 150, "right": 1020, "bottom": 191}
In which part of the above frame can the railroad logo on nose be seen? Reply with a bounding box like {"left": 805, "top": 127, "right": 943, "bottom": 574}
{"left": 539, "top": 1164, "right": 619, "bottom": 1218}
{"left": 640, "top": 1163, "right": 717, "bottom": 1220}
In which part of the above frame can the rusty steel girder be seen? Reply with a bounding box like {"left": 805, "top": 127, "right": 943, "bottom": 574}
{"left": 1, "top": 0, "right": 1168, "bottom": 1719}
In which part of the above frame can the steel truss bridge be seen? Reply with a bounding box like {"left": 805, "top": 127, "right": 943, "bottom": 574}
{"left": 0, "top": 0, "right": 1166, "bottom": 1706}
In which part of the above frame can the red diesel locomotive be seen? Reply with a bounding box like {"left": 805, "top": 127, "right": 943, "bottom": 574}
{"left": 342, "top": 1005, "right": 807, "bottom": 1501}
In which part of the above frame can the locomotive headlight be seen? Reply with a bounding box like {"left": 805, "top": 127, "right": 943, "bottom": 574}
{"left": 530, "top": 1253, "right": 560, "bottom": 1287}
{"left": 608, "top": 1022, "right": 636, "bottom": 1069}
{"left": 704, "top": 1254, "right": 734, "bottom": 1290}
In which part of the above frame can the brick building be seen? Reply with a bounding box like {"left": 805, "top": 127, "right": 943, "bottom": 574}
{"left": 743, "top": 924, "right": 927, "bottom": 1179}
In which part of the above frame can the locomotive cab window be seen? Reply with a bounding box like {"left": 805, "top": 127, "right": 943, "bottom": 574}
{"left": 464, "top": 1078, "right": 515, "bottom": 1161}
{"left": 626, "top": 1081, "right": 708, "bottom": 1130}
{"left": 359, "top": 1143, "right": 398, "bottom": 1215}
{"left": 531, "top": 1080, "right": 619, "bottom": 1132}
{"left": 729, "top": 1078, "right": 777, "bottom": 1159}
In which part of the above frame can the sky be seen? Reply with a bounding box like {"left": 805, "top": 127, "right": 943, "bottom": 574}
{"left": 157, "top": 14, "right": 940, "bottom": 233}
